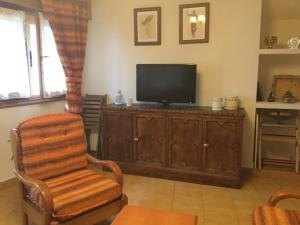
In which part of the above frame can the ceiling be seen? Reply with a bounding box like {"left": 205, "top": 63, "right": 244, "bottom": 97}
{"left": 263, "top": 0, "right": 300, "bottom": 20}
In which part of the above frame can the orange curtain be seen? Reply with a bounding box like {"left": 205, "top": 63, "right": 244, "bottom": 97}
{"left": 41, "top": 0, "right": 89, "bottom": 114}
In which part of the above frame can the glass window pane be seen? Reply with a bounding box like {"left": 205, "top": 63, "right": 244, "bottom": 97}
{"left": 0, "top": 8, "right": 30, "bottom": 99}
{"left": 26, "top": 15, "right": 40, "bottom": 96}
{"left": 40, "top": 14, "right": 66, "bottom": 98}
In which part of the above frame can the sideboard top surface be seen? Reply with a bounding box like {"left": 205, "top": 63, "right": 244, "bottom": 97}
{"left": 101, "top": 104, "right": 245, "bottom": 117}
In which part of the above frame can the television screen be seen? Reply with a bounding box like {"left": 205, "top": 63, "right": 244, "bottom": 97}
{"left": 136, "top": 64, "right": 196, "bottom": 104}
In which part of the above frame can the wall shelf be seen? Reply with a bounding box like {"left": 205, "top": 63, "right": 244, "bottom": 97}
{"left": 256, "top": 101, "right": 300, "bottom": 110}
{"left": 259, "top": 49, "right": 300, "bottom": 55}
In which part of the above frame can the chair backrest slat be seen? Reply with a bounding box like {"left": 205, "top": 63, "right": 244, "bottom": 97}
{"left": 82, "top": 94, "right": 107, "bottom": 131}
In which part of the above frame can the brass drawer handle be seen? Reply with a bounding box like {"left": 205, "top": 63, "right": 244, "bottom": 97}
{"left": 134, "top": 137, "right": 139, "bottom": 142}
{"left": 203, "top": 143, "right": 210, "bottom": 148}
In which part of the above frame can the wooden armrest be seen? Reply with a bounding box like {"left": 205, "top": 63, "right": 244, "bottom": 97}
{"left": 268, "top": 190, "right": 300, "bottom": 206}
{"left": 87, "top": 155, "right": 123, "bottom": 187}
{"left": 14, "top": 170, "right": 53, "bottom": 213}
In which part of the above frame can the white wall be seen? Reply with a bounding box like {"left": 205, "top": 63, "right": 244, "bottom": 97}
{"left": 0, "top": 101, "right": 65, "bottom": 182}
{"left": 83, "top": 0, "right": 262, "bottom": 168}
{"left": 270, "top": 19, "right": 300, "bottom": 48}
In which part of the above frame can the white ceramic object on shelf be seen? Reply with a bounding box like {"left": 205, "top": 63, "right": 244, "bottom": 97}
{"left": 287, "top": 37, "right": 300, "bottom": 49}
{"left": 211, "top": 97, "right": 223, "bottom": 111}
{"left": 115, "top": 90, "right": 124, "bottom": 105}
{"left": 126, "top": 97, "right": 133, "bottom": 107}
{"left": 224, "top": 96, "right": 239, "bottom": 110}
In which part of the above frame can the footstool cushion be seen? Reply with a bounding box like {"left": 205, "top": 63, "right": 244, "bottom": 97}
{"left": 112, "top": 205, "right": 198, "bottom": 225}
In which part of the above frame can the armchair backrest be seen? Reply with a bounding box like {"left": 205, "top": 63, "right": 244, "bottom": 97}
{"left": 15, "top": 113, "right": 87, "bottom": 180}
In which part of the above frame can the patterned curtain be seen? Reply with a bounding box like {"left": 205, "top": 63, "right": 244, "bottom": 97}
{"left": 41, "top": 0, "right": 89, "bottom": 114}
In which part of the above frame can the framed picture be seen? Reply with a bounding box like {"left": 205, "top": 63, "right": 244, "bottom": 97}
{"left": 179, "top": 3, "right": 210, "bottom": 44}
{"left": 134, "top": 7, "right": 161, "bottom": 46}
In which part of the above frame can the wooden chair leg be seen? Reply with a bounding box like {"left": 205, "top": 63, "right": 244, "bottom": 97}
{"left": 96, "top": 131, "right": 101, "bottom": 159}
{"left": 86, "top": 129, "right": 91, "bottom": 153}
{"left": 121, "top": 194, "right": 128, "bottom": 208}
{"left": 258, "top": 128, "right": 262, "bottom": 171}
{"left": 296, "top": 144, "right": 299, "bottom": 174}
{"left": 254, "top": 112, "right": 259, "bottom": 169}
{"left": 258, "top": 114, "right": 263, "bottom": 171}
{"left": 22, "top": 212, "right": 28, "bottom": 225}
{"left": 296, "top": 117, "right": 299, "bottom": 174}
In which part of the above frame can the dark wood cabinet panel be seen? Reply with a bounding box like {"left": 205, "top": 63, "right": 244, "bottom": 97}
{"left": 134, "top": 114, "right": 165, "bottom": 166}
{"left": 101, "top": 105, "right": 244, "bottom": 188}
{"left": 102, "top": 112, "right": 133, "bottom": 162}
{"left": 203, "top": 118, "right": 242, "bottom": 176}
{"left": 168, "top": 116, "right": 202, "bottom": 170}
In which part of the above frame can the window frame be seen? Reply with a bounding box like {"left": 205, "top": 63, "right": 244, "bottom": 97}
{"left": 0, "top": 4, "right": 65, "bottom": 108}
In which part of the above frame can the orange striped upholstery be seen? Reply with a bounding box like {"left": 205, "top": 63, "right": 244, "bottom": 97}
{"left": 18, "top": 114, "right": 87, "bottom": 180}
{"left": 41, "top": 0, "right": 89, "bottom": 114}
{"left": 27, "top": 169, "right": 122, "bottom": 222}
{"left": 253, "top": 206, "right": 300, "bottom": 225}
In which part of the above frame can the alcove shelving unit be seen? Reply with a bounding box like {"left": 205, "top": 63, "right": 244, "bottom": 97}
{"left": 258, "top": 49, "right": 300, "bottom": 55}
{"left": 254, "top": 0, "right": 300, "bottom": 172}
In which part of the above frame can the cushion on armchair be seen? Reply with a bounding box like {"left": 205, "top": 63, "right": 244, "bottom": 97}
{"left": 17, "top": 114, "right": 87, "bottom": 180}
{"left": 27, "top": 169, "right": 122, "bottom": 222}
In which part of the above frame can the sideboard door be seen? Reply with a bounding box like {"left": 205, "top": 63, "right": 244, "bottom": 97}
{"left": 134, "top": 113, "right": 166, "bottom": 167}
{"left": 102, "top": 111, "right": 133, "bottom": 162}
{"left": 202, "top": 118, "right": 242, "bottom": 176}
{"left": 168, "top": 116, "right": 203, "bottom": 170}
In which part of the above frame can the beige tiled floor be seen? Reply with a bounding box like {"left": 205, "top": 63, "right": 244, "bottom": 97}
{"left": 1, "top": 169, "right": 299, "bottom": 225}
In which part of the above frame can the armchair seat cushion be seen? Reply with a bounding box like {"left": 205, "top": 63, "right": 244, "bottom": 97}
{"left": 27, "top": 169, "right": 122, "bottom": 222}
{"left": 253, "top": 206, "right": 300, "bottom": 225}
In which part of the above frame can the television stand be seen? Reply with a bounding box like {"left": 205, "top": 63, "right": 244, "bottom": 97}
{"left": 100, "top": 104, "right": 245, "bottom": 188}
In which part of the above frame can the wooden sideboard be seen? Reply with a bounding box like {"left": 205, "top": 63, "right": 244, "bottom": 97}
{"left": 100, "top": 104, "right": 245, "bottom": 188}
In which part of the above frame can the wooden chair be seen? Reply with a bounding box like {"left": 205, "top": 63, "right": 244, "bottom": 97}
{"left": 82, "top": 94, "right": 107, "bottom": 158}
{"left": 255, "top": 109, "right": 299, "bottom": 173}
{"left": 10, "top": 113, "right": 127, "bottom": 225}
{"left": 253, "top": 190, "right": 300, "bottom": 225}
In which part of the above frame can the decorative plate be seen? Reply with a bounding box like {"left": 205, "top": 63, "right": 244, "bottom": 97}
{"left": 287, "top": 37, "right": 300, "bottom": 49}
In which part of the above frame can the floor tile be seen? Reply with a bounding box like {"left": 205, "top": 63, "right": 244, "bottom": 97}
{"left": 140, "top": 192, "right": 174, "bottom": 210}
{"left": 172, "top": 195, "right": 203, "bottom": 210}
{"left": 174, "top": 181, "right": 203, "bottom": 198}
{"left": 146, "top": 177, "right": 175, "bottom": 195}
{"left": 237, "top": 212, "right": 253, "bottom": 225}
{"left": 1, "top": 168, "right": 299, "bottom": 225}
{"left": 204, "top": 209, "right": 239, "bottom": 225}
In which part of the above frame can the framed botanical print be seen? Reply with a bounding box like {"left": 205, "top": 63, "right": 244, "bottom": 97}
{"left": 179, "top": 3, "right": 210, "bottom": 44}
{"left": 134, "top": 7, "right": 161, "bottom": 46}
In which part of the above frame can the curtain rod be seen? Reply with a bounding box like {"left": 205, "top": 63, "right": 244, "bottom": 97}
{"left": 0, "top": 1, "right": 42, "bottom": 12}
{"left": 0, "top": 0, "right": 91, "bottom": 19}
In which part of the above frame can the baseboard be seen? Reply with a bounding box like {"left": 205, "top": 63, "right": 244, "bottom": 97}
{"left": 0, "top": 177, "right": 17, "bottom": 191}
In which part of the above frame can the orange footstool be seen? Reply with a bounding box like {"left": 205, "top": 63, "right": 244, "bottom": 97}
{"left": 112, "top": 205, "right": 198, "bottom": 225}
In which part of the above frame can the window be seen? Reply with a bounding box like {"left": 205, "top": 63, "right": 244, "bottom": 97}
{"left": 0, "top": 7, "right": 66, "bottom": 105}
{"left": 40, "top": 14, "right": 66, "bottom": 98}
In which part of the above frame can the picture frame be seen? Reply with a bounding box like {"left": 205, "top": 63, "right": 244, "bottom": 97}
{"left": 179, "top": 3, "right": 210, "bottom": 44}
{"left": 273, "top": 75, "right": 300, "bottom": 102}
{"left": 134, "top": 7, "right": 161, "bottom": 46}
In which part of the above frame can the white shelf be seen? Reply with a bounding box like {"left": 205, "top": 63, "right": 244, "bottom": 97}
{"left": 259, "top": 49, "right": 300, "bottom": 55}
{"left": 256, "top": 101, "right": 300, "bottom": 110}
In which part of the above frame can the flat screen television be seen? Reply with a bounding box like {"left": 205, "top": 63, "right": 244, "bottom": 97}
{"left": 136, "top": 64, "right": 196, "bottom": 105}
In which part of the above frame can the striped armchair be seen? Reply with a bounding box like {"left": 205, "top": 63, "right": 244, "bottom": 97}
{"left": 253, "top": 190, "right": 300, "bottom": 225}
{"left": 10, "top": 113, "right": 127, "bottom": 225}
